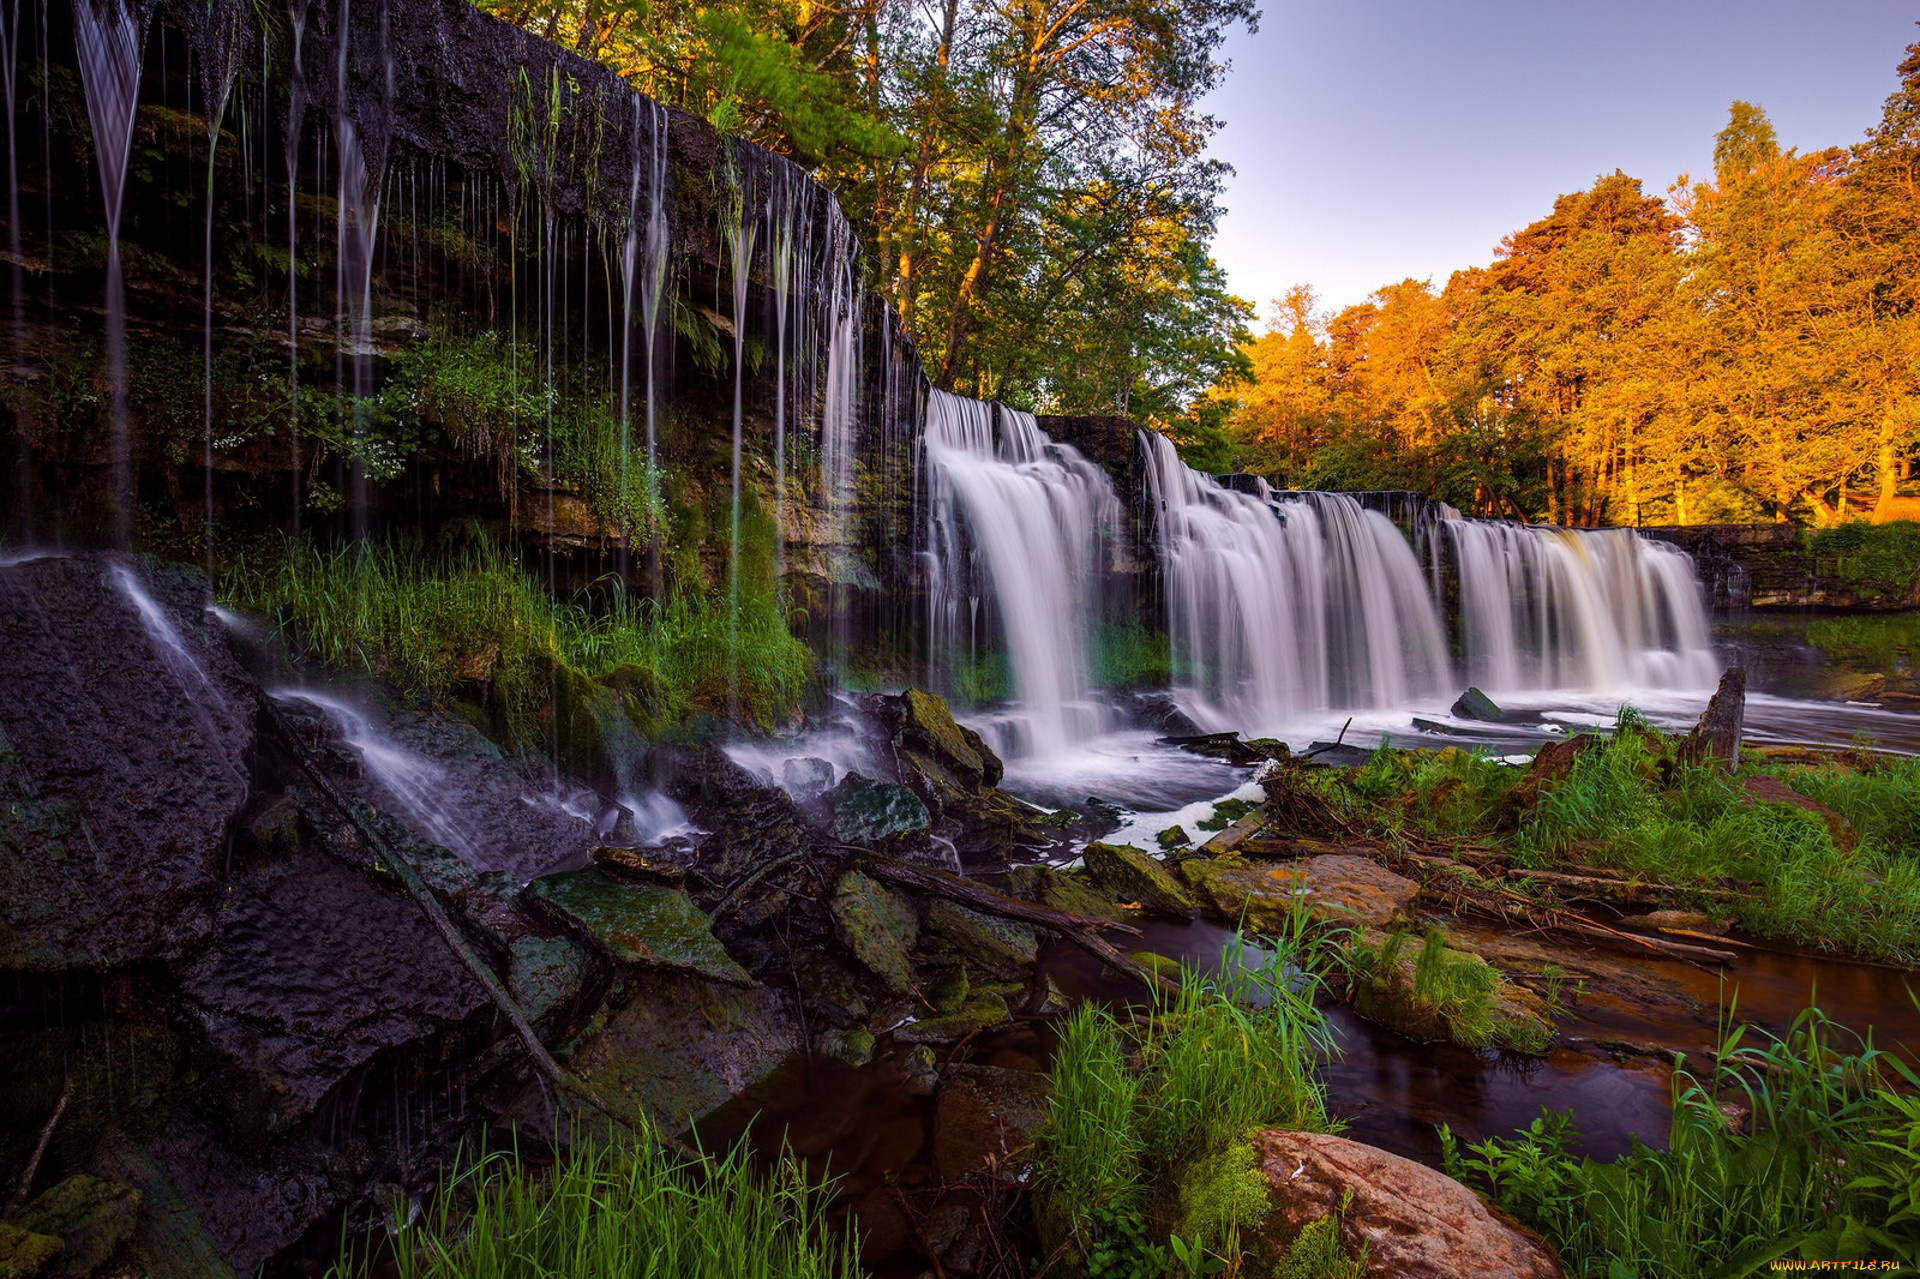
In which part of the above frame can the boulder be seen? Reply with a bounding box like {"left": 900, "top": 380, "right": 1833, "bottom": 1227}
{"left": 895, "top": 990, "right": 1014, "bottom": 1044}
{"left": 781, "top": 755, "right": 837, "bottom": 799}
{"left": 887, "top": 688, "right": 1003, "bottom": 792}
{"left": 1006, "top": 864, "right": 1127, "bottom": 923}
{"left": 0, "top": 555, "right": 254, "bottom": 969}
{"left": 1082, "top": 842, "right": 1195, "bottom": 916}
{"left": 527, "top": 869, "right": 750, "bottom": 985}
{"left": 1678, "top": 667, "right": 1746, "bottom": 771}
{"left": 0, "top": 1222, "right": 62, "bottom": 1277}
{"left": 10, "top": 1173, "right": 141, "bottom": 1279}
{"left": 1183, "top": 854, "right": 1417, "bottom": 932}
{"left": 925, "top": 899, "right": 1037, "bottom": 977}
{"left": 507, "top": 934, "right": 589, "bottom": 1029}
{"left": 830, "top": 870, "right": 920, "bottom": 994}
{"left": 933, "top": 1064, "right": 1052, "bottom": 1182}
{"left": 1452, "top": 687, "right": 1507, "bottom": 723}
{"left": 1250, "top": 1129, "right": 1562, "bottom": 1279}
{"left": 827, "top": 772, "right": 932, "bottom": 844}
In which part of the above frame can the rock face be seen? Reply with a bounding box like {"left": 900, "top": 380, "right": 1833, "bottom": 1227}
{"left": 527, "top": 869, "right": 750, "bottom": 984}
{"left": 1452, "top": 687, "right": 1506, "bottom": 722}
{"left": 1183, "top": 855, "right": 1417, "bottom": 931}
{"left": 830, "top": 870, "right": 921, "bottom": 994}
{"left": 1250, "top": 1129, "right": 1562, "bottom": 1279}
{"left": 0, "top": 554, "right": 254, "bottom": 969}
{"left": 872, "top": 689, "right": 1049, "bottom": 871}
{"left": 828, "top": 773, "right": 933, "bottom": 844}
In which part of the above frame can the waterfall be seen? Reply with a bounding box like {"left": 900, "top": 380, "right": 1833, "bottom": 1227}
{"left": 1444, "top": 520, "right": 1719, "bottom": 693}
{"left": 71, "top": 0, "right": 146, "bottom": 543}
{"left": 922, "top": 391, "right": 1119, "bottom": 758}
{"left": 1140, "top": 431, "right": 1450, "bottom": 734}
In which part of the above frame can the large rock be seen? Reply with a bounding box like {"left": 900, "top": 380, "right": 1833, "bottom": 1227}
{"left": 0, "top": 555, "right": 254, "bottom": 969}
{"left": 925, "top": 899, "right": 1037, "bottom": 977}
{"left": 1452, "top": 687, "right": 1506, "bottom": 722}
{"left": 1182, "top": 854, "right": 1417, "bottom": 932}
{"left": 1250, "top": 1129, "right": 1562, "bottom": 1279}
{"left": 887, "top": 688, "right": 1003, "bottom": 793}
{"left": 829, "top": 870, "right": 920, "bottom": 994}
{"left": 827, "top": 772, "right": 932, "bottom": 844}
{"left": 176, "top": 848, "right": 489, "bottom": 1138}
{"left": 1082, "top": 842, "right": 1194, "bottom": 916}
{"left": 527, "top": 868, "right": 750, "bottom": 984}
{"left": 10, "top": 1173, "right": 141, "bottom": 1278}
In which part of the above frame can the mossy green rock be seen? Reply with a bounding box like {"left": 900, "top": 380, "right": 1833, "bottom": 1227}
{"left": 1006, "top": 864, "right": 1126, "bottom": 922}
{"left": 827, "top": 773, "right": 931, "bottom": 844}
{"left": 0, "top": 1222, "right": 61, "bottom": 1278}
{"left": 824, "top": 1026, "right": 877, "bottom": 1067}
{"left": 897, "top": 688, "right": 1001, "bottom": 789}
{"left": 830, "top": 870, "right": 920, "bottom": 994}
{"left": 11, "top": 1173, "right": 140, "bottom": 1279}
{"left": 508, "top": 934, "right": 588, "bottom": 1028}
{"left": 1083, "top": 842, "right": 1195, "bottom": 916}
{"left": 923, "top": 965, "right": 971, "bottom": 1013}
{"left": 1156, "top": 825, "right": 1192, "bottom": 851}
{"left": 528, "top": 869, "right": 750, "bottom": 985}
{"left": 926, "top": 899, "right": 1037, "bottom": 977}
{"left": 895, "top": 991, "right": 1011, "bottom": 1044}
{"left": 1183, "top": 853, "right": 1416, "bottom": 932}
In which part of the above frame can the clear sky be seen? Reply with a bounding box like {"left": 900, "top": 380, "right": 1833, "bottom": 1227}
{"left": 1204, "top": 1, "right": 1920, "bottom": 326}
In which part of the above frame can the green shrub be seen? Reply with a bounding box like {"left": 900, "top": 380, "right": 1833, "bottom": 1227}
{"left": 1807, "top": 521, "right": 1920, "bottom": 600}
{"left": 1444, "top": 1005, "right": 1920, "bottom": 1276}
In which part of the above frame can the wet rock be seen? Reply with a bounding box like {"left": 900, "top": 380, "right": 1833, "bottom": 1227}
{"left": 507, "top": 934, "right": 589, "bottom": 1029}
{"left": 831, "top": 871, "right": 920, "bottom": 994}
{"left": 1250, "top": 1129, "right": 1562, "bottom": 1279}
{"left": 1156, "top": 825, "right": 1192, "bottom": 850}
{"left": 902, "top": 1045, "right": 941, "bottom": 1096}
{"left": 1452, "top": 687, "right": 1506, "bottom": 722}
{"left": 1083, "top": 842, "right": 1195, "bottom": 916}
{"left": 11, "top": 1173, "right": 140, "bottom": 1279}
{"left": 783, "top": 755, "right": 838, "bottom": 799}
{"left": 244, "top": 793, "right": 304, "bottom": 862}
{"left": 1739, "top": 774, "right": 1855, "bottom": 849}
{"left": 0, "top": 554, "right": 254, "bottom": 969}
{"left": 1678, "top": 667, "right": 1746, "bottom": 771}
{"left": 86, "top": 1133, "right": 237, "bottom": 1279}
{"left": 933, "top": 1064, "right": 1051, "bottom": 1183}
{"left": 923, "top": 965, "right": 971, "bottom": 1013}
{"left": 895, "top": 991, "right": 1012, "bottom": 1044}
{"left": 0, "top": 1222, "right": 62, "bottom": 1277}
{"left": 528, "top": 869, "right": 750, "bottom": 985}
{"left": 790, "top": 950, "right": 872, "bottom": 1027}
{"left": 925, "top": 900, "right": 1037, "bottom": 977}
{"left": 1509, "top": 733, "right": 1602, "bottom": 810}
{"left": 177, "top": 850, "right": 487, "bottom": 1139}
{"left": 593, "top": 845, "right": 687, "bottom": 886}
{"left": 824, "top": 1027, "right": 877, "bottom": 1066}
{"left": 1183, "top": 854, "right": 1417, "bottom": 931}
{"left": 827, "top": 773, "right": 932, "bottom": 844}
{"left": 571, "top": 972, "right": 798, "bottom": 1133}
{"left": 885, "top": 688, "right": 1002, "bottom": 793}
{"left": 1348, "top": 937, "right": 1554, "bottom": 1053}
{"left": 1006, "top": 864, "right": 1126, "bottom": 922}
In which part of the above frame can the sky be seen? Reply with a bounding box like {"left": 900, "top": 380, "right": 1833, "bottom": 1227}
{"left": 1203, "top": 1, "right": 1920, "bottom": 326}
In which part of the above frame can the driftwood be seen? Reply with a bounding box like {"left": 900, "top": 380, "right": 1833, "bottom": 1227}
{"left": 862, "top": 856, "right": 1179, "bottom": 996}
{"left": 260, "top": 694, "right": 669, "bottom": 1143}
{"left": 1198, "top": 810, "right": 1271, "bottom": 856}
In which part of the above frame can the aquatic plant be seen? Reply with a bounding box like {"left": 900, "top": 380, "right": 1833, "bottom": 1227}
{"left": 1034, "top": 925, "right": 1343, "bottom": 1274}
{"left": 331, "top": 1127, "right": 861, "bottom": 1279}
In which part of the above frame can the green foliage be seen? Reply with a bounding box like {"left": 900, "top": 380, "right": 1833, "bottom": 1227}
{"left": 1443, "top": 1005, "right": 1920, "bottom": 1276}
{"left": 1268, "top": 1192, "right": 1366, "bottom": 1279}
{"left": 1094, "top": 624, "right": 1176, "bottom": 690}
{"left": 331, "top": 1128, "right": 861, "bottom": 1279}
{"left": 1808, "top": 521, "right": 1920, "bottom": 600}
{"left": 1805, "top": 612, "right": 1920, "bottom": 679}
{"left": 1083, "top": 1205, "right": 1168, "bottom": 1279}
{"left": 1780, "top": 754, "right": 1920, "bottom": 856}
{"left": 220, "top": 533, "right": 812, "bottom": 742}
{"left": 1035, "top": 927, "right": 1339, "bottom": 1272}
{"left": 1195, "top": 798, "right": 1257, "bottom": 834}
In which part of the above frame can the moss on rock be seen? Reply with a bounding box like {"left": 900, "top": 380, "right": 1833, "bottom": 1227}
{"left": 830, "top": 870, "right": 920, "bottom": 994}
{"left": 527, "top": 869, "right": 750, "bottom": 985}
{"left": 1083, "top": 842, "right": 1195, "bottom": 916}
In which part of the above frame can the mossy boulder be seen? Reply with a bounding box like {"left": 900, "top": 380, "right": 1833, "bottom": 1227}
{"left": 10, "top": 1173, "right": 141, "bottom": 1279}
{"left": 0, "top": 1222, "right": 62, "bottom": 1277}
{"left": 892, "top": 688, "right": 1002, "bottom": 791}
{"left": 1348, "top": 934, "right": 1554, "bottom": 1054}
{"left": 827, "top": 773, "right": 932, "bottom": 844}
{"left": 1083, "top": 842, "right": 1195, "bottom": 917}
{"left": 1006, "top": 865, "right": 1127, "bottom": 922}
{"left": 527, "top": 869, "right": 750, "bottom": 985}
{"left": 1183, "top": 854, "right": 1416, "bottom": 932}
{"left": 923, "top": 965, "right": 971, "bottom": 1013}
{"left": 926, "top": 899, "right": 1037, "bottom": 978}
{"left": 895, "top": 991, "right": 1012, "bottom": 1044}
{"left": 830, "top": 870, "right": 920, "bottom": 994}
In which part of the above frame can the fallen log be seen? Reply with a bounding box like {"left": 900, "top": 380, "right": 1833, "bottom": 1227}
{"left": 862, "top": 855, "right": 1177, "bottom": 996}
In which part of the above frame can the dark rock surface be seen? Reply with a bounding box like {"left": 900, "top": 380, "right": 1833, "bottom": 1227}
{"left": 1678, "top": 666, "right": 1746, "bottom": 771}
{"left": 0, "top": 554, "right": 254, "bottom": 970}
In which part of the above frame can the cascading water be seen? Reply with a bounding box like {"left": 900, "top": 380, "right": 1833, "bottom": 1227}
{"left": 922, "top": 391, "right": 1119, "bottom": 758}
{"left": 71, "top": 0, "right": 146, "bottom": 543}
{"left": 724, "top": 162, "right": 758, "bottom": 708}
{"left": 1443, "top": 520, "right": 1719, "bottom": 693}
{"left": 1140, "top": 430, "right": 1450, "bottom": 734}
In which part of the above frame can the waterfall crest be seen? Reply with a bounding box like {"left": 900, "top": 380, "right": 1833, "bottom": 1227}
{"left": 922, "top": 391, "right": 1120, "bottom": 758}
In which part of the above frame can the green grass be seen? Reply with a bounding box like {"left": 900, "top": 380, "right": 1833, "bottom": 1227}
{"left": 221, "top": 533, "right": 812, "bottom": 742}
{"left": 1034, "top": 923, "right": 1343, "bottom": 1275}
{"left": 1805, "top": 612, "right": 1920, "bottom": 679}
{"left": 331, "top": 1128, "right": 862, "bottom": 1279}
{"left": 1443, "top": 1003, "right": 1920, "bottom": 1276}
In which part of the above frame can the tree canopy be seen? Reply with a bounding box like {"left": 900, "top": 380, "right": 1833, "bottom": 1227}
{"left": 1203, "top": 27, "right": 1920, "bottom": 526}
